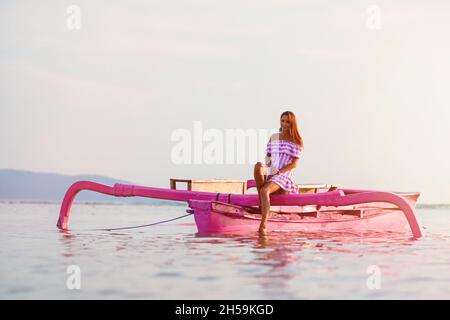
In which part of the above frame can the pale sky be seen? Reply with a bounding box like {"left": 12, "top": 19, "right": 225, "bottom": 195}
{"left": 1, "top": 0, "right": 449, "bottom": 203}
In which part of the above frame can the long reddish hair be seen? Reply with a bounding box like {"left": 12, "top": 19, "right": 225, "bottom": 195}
{"left": 280, "top": 111, "right": 304, "bottom": 148}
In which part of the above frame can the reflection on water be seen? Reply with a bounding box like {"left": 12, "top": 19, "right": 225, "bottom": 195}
{"left": 191, "top": 230, "right": 419, "bottom": 291}
{"left": 1, "top": 203, "right": 450, "bottom": 299}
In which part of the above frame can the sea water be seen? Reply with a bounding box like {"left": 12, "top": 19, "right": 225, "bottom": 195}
{"left": 1, "top": 202, "right": 450, "bottom": 299}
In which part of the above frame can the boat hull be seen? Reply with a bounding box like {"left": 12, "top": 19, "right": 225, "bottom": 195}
{"left": 190, "top": 194, "right": 419, "bottom": 235}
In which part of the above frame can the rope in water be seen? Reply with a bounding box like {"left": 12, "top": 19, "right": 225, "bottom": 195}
{"left": 100, "top": 212, "right": 194, "bottom": 231}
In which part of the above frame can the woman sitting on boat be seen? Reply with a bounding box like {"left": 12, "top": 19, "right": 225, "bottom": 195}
{"left": 254, "top": 111, "right": 304, "bottom": 234}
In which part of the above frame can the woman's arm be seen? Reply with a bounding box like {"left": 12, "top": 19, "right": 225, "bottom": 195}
{"left": 265, "top": 154, "right": 271, "bottom": 167}
{"left": 265, "top": 135, "right": 273, "bottom": 167}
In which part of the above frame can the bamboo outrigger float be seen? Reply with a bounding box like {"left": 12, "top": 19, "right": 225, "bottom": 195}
{"left": 57, "top": 179, "right": 424, "bottom": 239}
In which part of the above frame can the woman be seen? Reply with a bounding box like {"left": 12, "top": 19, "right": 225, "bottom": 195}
{"left": 253, "top": 111, "right": 304, "bottom": 234}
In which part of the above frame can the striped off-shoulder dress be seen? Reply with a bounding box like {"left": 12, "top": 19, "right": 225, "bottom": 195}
{"left": 265, "top": 139, "right": 303, "bottom": 193}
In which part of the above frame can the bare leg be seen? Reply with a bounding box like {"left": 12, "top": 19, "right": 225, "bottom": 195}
{"left": 253, "top": 162, "right": 266, "bottom": 193}
{"left": 254, "top": 162, "right": 266, "bottom": 211}
{"left": 259, "top": 182, "right": 282, "bottom": 234}
{"left": 274, "top": 188, "right": 289, "bottom": 195}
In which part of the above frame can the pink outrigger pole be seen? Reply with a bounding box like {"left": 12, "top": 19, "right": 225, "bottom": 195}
{"left": 57, "top": 180, "right": 424, "bottom": 239}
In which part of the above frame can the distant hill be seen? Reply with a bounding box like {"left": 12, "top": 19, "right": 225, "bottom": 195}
{"left": 0, "top": 169, "right": 172, "bottom": 204}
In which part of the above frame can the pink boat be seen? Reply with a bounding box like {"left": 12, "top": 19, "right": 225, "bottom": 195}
{"left": 57, "top": 179, "right": 424, "bottom": 238}
{"left": 189, "top": 193, "right": 420, "bottom": 235}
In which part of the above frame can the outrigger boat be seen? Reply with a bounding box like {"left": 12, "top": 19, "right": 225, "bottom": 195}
{"left": 57, "top": 179, "right": 424, "bottom": 239}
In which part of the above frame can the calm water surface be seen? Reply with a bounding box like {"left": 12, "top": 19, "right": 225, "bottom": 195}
{"left": 1, "top": 202, "right": 450, "bottom": 299}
